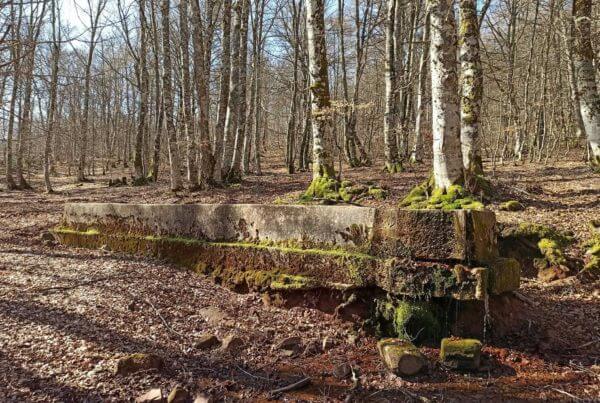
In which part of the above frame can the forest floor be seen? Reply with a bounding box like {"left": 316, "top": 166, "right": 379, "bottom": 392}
{"left": 0, "top": 158, "right": 599, "bottom": 402}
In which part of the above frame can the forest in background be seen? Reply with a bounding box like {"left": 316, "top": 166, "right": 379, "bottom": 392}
{"left": 1, "top": 0, "right": 599, "bottom": 194}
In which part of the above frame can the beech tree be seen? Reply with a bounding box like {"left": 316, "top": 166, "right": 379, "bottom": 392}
{"left": 429, "top": 0, "right": 463, "bottom": 190}
{"left": 303, "top": 0, "right": 338, "bottom": 197}
{"left": 573, "top": 0, "right": 600, "bottom": 168}
{"left": 459, "top": 0, "right": 483, "bottom": 180}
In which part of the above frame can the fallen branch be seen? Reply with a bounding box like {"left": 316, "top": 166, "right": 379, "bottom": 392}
{"left": 269, "top": 377, "right": 311, "bottom": 396}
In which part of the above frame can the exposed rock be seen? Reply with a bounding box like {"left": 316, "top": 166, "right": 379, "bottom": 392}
{"left": 136, "top": 388, "right": 164, "bottom": 403}
{"left": 332, "top": 362, "right": 352, "bottom": 379}
{"left": 274, "top": 336, "right": 303, "bottom": 354}
{"left": 116, "top": 353, "right": 164, "bottom": 376}
{"left": 194, "top": 334, "right": 220, "bottom": 350}
{"left": 440, "top": 338, "right": 482, "bottom": 370}
{"left": 221, "top": 335, "right": 245, "bottom": 353}
{"left": 198, "top": 307, "right": 229, "bottom": 325}
{"left": 167, "top": 385, "right": 190, "bottom": 403}
{"left": 489, "top": 258, "right": 521, "bottom": 294}
{"left": 377, "top": 338, "right": 425, "bottom": 376}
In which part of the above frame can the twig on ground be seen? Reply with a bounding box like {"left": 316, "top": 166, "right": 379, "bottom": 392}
{"left": 269, "top": 377, "right": 311, "bottom": 396}
{"left": 235, "top": 365, "right": 272, "bottom": 382}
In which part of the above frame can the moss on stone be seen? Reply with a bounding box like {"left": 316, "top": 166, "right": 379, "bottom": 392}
{"left": 301, "top": 176, "right": 342, "bottom": 202}
{"left": 440, "top": 338, "right": 482, "bottom": 370}
{"left": 488, "top": 258, "right": 521, "bottom": 295}
{"left": 500, "top": 200, "right": 525, "bottom": 211}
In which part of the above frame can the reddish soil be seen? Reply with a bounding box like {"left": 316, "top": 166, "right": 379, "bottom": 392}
{"left": 0, "top": 159, "right": 598, "bottom": 401}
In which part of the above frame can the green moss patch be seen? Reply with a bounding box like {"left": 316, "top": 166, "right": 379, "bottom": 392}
{"left": 301, "top": 177, "right": 387, "bottom": 204}
{"left": 440, "top": 337, "right": 482, "bottom": 370}
{"left": 582, "top": 222, "right": 600, "bottom": 275}
{"left": 400, "top": 179, "right": 484, "bottom": 211}
{"left": 499, "top": 200, "right": 524, "bottom": 211}
{"left": 375, "top": 298, "right": 442, "bottom": 343}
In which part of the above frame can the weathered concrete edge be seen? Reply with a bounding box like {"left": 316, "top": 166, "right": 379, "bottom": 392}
{"left": 51, "top": 228, "right": 497, "bottom": 300}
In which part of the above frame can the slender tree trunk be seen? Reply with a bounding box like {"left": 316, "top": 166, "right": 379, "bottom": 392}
{"left": 213, "top": 0, "right": 232, "bottom": 183}
{"left": 562, "top": 16, "right": 586, "bottom": 141}
{"left": 134, "top": 0, "right": 149, "bottom": 182}
{"left": 383, "top": 0, "right": 401, "bottom": 173}
{"left": 179, "top": 0, "right": 198, "bottom": 188}
{"left": 573, "top": 0, "right": 600, "bottom": 167}
{"left": 222, "top": 0, "right": 243, "bottom": 179}
{"left": 45, "top": 0, "right": 61, "bottom": 193}
{"left": 410, "top": 11, "right": 429, "bottom": 164}
{"left": 191, "top": 0, "right": 215, "bottom": 188}
{"left": 305, "top": 0, "right": 337, "bottom": 187}
{"left": 429, "top": 0, "right": 463, "bottom": 189}
{"left": 161, "top": 0, "right": 183, "bottom": 190}
{"left": 229, "top": 0, "right": 250, "bottom": 181}
{"left": 150, "top": 0, "right": 162, "bottom": 181}
{"left": 459, "top": 0, "right": 484, "bottom": 180}
{"left": 5, "top": 2, "right": 22, "bottom": 190}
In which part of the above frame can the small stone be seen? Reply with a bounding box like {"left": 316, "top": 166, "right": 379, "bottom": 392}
{"left": 136, "top": 388, "right": 164, "bottom": 403}
{"left": 221, "top": 335, "right": 245, "bottom": 352}
{"left": 198, "top": 307, "right": 229, "bottom": 325}
{"left": 274, "top": 336, "right": 303, "bottom": 354}
{"left": 377, "top": 338, "right": 425, "bottom": 376}
{"left": 322, "top": 336, "right": 335, "bottom": 351}
{"left": 332, "top": 362, "right": 352, "bottom": 379}
{"left": 194, "top": 334, "right": 220, "bottom": 350}
{"left": 167, "top": 385, "right": 190, "bottom": 403}
{"left": 440, "top": 338, "right": 482, "bottom": 370}
{"left": 115, "top": 353, "right": 164, "bottom": 376}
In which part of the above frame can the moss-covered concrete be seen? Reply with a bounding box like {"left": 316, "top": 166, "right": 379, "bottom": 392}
{"left": 488, "top": 258, "right": 521, "bottom": 295}
{"left": 51, "top": 227, "right": 501, "bottom": 300}
{"left": 440, "top": 338, "right": 482, "bottom": 370}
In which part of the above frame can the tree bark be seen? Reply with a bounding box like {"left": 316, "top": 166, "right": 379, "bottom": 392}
{"left": 383, "top": 0, "right": 402, "bottom": 173}
{"left": 459, "top": 0, "right": 483, "bottom": 178}
{"left": 160, "top": 0, "right": 183, "bottom": 190}
{"left": 429, "top": 0, "right": 463, "bottom": 189}
{"left": 572, "top": 0, "right": 600, "bottom": 167}
{"left": 306, "top": 0, "right": 336, "bottom": 181}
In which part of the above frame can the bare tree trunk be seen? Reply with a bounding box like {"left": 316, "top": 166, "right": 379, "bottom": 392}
{"left": 213, "top": 0, "right": 232, "bottom": 183}
{"left": 45, "top": 0, "right": 61, "bottom": 193}
{"left": 229, "top": 0, "right": 250, "bottom": 182}
{"left": 161, "top": 0, "right": 183, "bottom": 190}
{"left": 191, "top": 0, "right": 216, "bottom": 188}
{"left": 410, "top": 11, "right": 429, "bottom": 164}
{"left": 150, "top": 0, "right": 162, "bottom": 182}
{"left": 459, "top": 0, "right": 484, "bottom": 182}
{"left": 429, "top": 0, "right": 463, "bottom": 189}
{"left": 179, "top": 0, "right": 198, "bottom": 188}
{"left": 573, "top": 0, "right": 600, "bottom": 167}
{"left": 304, "top": 0, "right": 337, "bottom": 193}
{"left": 134, "top": 0, "right": 149, "bottom": 183}
{"left": 222, "top": 0, "right": 243, "bottom": 180}
{"left": 561, "top": 15, "right": 586, "bottom": 141}
{"left": 78, "top": 0, "right": 106, "bottom": 182}
{"left": 5, "top": 2, "right": 23, "bottom": 190}
{"left": 383, "top": 0, "right": 402, "bottom": 173}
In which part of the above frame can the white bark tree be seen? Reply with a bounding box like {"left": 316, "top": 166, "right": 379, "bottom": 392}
{"left": 573, "top": 0, "right": 600, "bottom": 168}
{"left": 429, "top": 0, "right": 463, "bottom": 189}
{"left": 459, "top": 0, "right": 483, "bottom": 177}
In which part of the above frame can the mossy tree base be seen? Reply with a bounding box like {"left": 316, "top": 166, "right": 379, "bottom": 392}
{"left": 384, "top": 161, "right": 404, "bottom": 174}
{"left": 400, "top": 176, "right": 484, "bottom": 211}
{"left": 301, "top": 177, "right": 387, "bottom": 204}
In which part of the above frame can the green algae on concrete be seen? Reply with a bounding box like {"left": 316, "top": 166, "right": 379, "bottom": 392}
{"left": 440, "top": 337, "right": 482, "bottom": 370}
